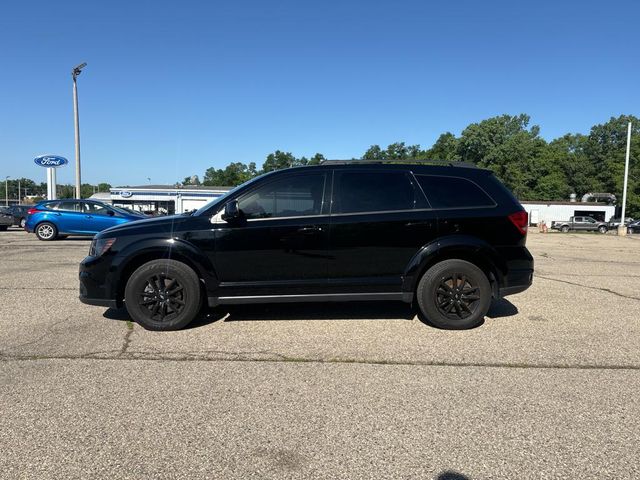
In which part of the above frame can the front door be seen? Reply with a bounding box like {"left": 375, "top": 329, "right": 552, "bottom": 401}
{"left": 328, "top": 169, "right": 438, "bottom": 293}
{"left": 214, "top": 172, "right": 330, "bottom": 297}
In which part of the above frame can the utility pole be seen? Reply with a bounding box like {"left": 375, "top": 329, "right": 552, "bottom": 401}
{"left": 72, "top": 62, "right": 87, "bottom": 199}
{"left": 18, "top": 179, "right": 20, "bottom": 204}
{"left": 4, "top": 176, "right": 9, "bottom": 206}
{"left": 619, "top": 122, "right": 632, "bottom": 236}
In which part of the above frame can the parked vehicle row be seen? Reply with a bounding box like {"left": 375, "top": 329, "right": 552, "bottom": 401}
{"left": 79, "top": 162, "right": 534, "bottom": 331}
{"left": 24, "top": 200, "right": 145, "bottom": 240}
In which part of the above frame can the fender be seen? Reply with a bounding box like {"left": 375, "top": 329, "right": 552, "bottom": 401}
{"left": 402, "top": 234, "right": 507, "bottom": 294}
{"left": 111, "top": 237, "right": 219, "bottom": 294}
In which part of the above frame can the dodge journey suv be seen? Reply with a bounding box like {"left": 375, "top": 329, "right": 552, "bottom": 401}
{"left": 80, "top": 162, "right": 533, "bottom": 330}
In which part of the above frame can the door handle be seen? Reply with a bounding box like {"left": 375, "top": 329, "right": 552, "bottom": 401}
{"left": 85, "top": 215, "right": 93, "bottom": 219}
{"left": 297, "top": 226, "right": 322, "bottom": 234}
{"left": 405, "top": 221, "right": 432, "bottom": 227}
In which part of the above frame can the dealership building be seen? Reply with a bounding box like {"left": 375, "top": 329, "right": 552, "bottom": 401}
{"left": 90, "top": 185, "right": 231, "bottom": 215}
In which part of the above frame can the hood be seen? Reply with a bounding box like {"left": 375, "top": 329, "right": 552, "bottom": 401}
{"left": 100, "top": 214, "right": 195, "bottom": 237}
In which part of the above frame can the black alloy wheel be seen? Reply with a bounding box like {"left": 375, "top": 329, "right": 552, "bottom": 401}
{"left": 138, "top": 273, "right": 186, "bottom": 321}
{"left": 124, "top": 259, "right": 202, "bottom": 330}
{"left": 417, "top": 259, "right": 491, "bottom": 330}
{"left": 434, "top": 273, "right": 481, "bottom": 320}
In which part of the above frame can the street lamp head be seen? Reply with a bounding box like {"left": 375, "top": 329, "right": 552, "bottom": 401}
{"left": 72, "top": 62, "right": 87, "bottom": 79}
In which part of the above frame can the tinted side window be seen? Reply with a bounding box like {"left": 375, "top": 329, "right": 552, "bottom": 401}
{"left": 238, "top": 174, "right": 325, "bottom": 219}
{"left": 84, "top": 203, "right": 110, "bottom": 215}
{"left": 56, "top": 201, "right": 83, "bottom": 212}
{"left": 415, "top": 175, "right": 495, "bottom": 209}
{"left": 334, "top": 171, "right": 415, "bottom": 214}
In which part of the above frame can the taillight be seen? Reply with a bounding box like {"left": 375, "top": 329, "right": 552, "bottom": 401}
{"left": 27, "top": 208, "right": 38, "bottom": 215}
{"left": 508, "top": 210, "right": 528, "bottom": 235}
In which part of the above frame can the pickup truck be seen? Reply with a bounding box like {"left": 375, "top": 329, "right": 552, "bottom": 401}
{"left": 551, "top": 216, "right": 608, "bottom": 233}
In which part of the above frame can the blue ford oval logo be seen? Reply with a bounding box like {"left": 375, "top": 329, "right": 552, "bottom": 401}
{"left": 120, "top": 191, "right": 133, "bottom": 198}
{"left": 34, "top": 155, "right": 69, "bottom": 168}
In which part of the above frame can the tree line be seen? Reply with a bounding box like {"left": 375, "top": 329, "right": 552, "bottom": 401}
{"left": 0, "top": 179, "right": 111, "bottom": 203}
{"left": 186, "top": 113, "right": 639, "bottom": 216}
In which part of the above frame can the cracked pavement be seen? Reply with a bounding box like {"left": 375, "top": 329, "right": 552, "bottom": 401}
{"left": 1, "top": 228, "right": 639, "bottom": 478}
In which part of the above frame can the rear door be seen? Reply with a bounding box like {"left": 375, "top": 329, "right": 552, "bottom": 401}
{"left": 327, "top": 169, "right": 437, "bottom": 293}
{"left": 52, "top": 201, "right": 86, "bottom": 233}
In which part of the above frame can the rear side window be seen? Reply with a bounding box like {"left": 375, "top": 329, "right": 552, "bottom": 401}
{"left": 334, "top": 171, "right": 416, "bottom": 214}
{"left": 415, "top": 175, "right": 495, "bottom": 209}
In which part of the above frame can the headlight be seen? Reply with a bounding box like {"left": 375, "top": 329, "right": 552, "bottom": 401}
{"left": 89, "top": 238, "right": 116, "bottom": 257}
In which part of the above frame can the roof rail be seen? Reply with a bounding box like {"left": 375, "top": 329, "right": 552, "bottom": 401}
{"left": 318, "top": 159, "right": 477, "bottom": 168}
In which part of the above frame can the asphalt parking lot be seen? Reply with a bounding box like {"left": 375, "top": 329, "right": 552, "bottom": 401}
{"left": 1, "top": 227, "right": 639, "bottom": 479}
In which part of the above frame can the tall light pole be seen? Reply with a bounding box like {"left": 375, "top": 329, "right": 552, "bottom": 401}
{"left": 72, "top": 62, "right": 87, "bottom": 199}
{"left": 619, "top": 122, "right": 632, "bottom": 236}
{"left": 4, "top": 176, "right": 9, "bottom": 206}
{"left": 17, "top": 179, "right": 20, "bottom": 204}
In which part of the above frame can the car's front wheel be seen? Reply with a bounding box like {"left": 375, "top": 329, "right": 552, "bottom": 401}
{"left": 417, "top": 259, "right": 491, "bottom": 330}
{"left": 598, "top": 225, "right": 607, "bottom": 234}
{"left": 124, "top": 259, "right": 202, "bottom": 331}
{"left": 561, "top": 225, "right": 570, "bottom": 233}
{"left": 35, "top": 222, "right": 57, "bottom": 241}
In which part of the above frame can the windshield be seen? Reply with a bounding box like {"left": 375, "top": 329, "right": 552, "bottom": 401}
{"left": 194, "top": 172, "right": 271, "bottom": 216}
{"left": 111, "top": 205, "right": 144, "bottom": 216}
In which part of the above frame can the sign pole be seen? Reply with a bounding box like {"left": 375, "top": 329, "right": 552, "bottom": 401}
{"left": 618, "top": 122, "right": 632, "bottom": 236}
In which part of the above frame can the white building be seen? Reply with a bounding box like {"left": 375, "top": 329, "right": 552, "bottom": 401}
{"left": 521, "top": 201, "right": 616, "bottom": 226}
{"left": 106, "top": 185, "right": 231, "bottom": 215}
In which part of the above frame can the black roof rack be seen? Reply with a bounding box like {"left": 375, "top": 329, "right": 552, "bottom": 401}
{"left": 318, "top": 159, "right": 477, "bottom": 168}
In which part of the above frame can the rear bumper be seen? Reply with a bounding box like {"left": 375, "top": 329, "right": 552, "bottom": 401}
{"left": 498, "top": 268, "right": 533, "bottom": 297}
{"left": 496, "top": 245, "right": 534, "bottom": 298}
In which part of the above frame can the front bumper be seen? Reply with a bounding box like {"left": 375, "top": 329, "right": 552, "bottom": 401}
{"left": 79, "top": 254, "right": 120, "bottom": 308}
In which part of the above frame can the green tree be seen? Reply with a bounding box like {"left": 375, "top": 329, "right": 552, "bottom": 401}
{"left": 203, "top": 162, "right": 257, "bottom": 186}
{"left": 362, "top": 145, "right": 386, "bottom": 160}
{"left": 97, "top": 183, "right": 112, "bottom": 192}
{"left": 426, "top": 132, "right": 459, "bottom": 161}
{"left": 262, "top": 151, "right": 297, "bottom": 172}
{"left": 307, "top": 153, "right": 326, "bottom": 165}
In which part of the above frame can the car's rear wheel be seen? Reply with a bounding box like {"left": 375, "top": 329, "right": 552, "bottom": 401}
{"left": 561, "top": 225, "right": 569, "bottom": 233}
{"left": 35, "top": 222, "right": 57, "bottom": 241}
{"left": 629, "top": 228, "right": 635, "bottom": 234}
{"left": 0, "top": 225, "right": 8, "bottom": 231}
{"left": 417, "top": 259, "right": 491, "bottom": 330}
{"left": 598, "top": 225, "right": 607, "bottom": 234}
{"left": 19, "top": 218, "right": 26, "bottom": 228}
{"left": 124, "top": 259, "right": 202, "bottom": 331}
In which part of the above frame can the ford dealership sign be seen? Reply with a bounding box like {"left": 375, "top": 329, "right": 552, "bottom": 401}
{"left": 34, "top": 155, "right": 69, "bottom": 168}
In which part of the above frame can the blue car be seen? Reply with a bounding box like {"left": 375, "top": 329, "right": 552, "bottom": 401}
{"left": 25, "top": 199, "right": 144, "bottom": 241}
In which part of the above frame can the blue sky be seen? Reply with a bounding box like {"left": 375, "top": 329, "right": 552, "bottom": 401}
{"left": 1, "top": 0, "right": 638, "bottom": 186}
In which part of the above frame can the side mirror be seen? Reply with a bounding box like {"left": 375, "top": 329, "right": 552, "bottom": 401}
{"left": 221, "top": 200, "right": 241, "bottom": 222}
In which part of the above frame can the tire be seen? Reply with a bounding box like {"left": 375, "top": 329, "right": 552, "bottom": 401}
{"left": 0, "top": 225, "right": 8, "bottom": 231}
{"left": 561, "top": 226, "right": 569, "bottom": 233}
{"left": 417, "top": 259, "right": 491, "bottom": 330}
{"left": 124, "top": 259, "right": 202, "bottom": 331}
{"left": 598, "top": 226, "right": 607, "bottom": 234}
{"left": 19, "top": 218, "right": 26, "bottom": 228}
{"left": 35, "top": 222, "right": 58, "bottom": 241}
{"left": 629, "top": 228, "right": 634, "bottom": 234}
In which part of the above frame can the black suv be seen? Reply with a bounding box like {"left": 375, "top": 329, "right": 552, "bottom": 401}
{"left": 80, "top": 162, "right": 533, "bottom": 330}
